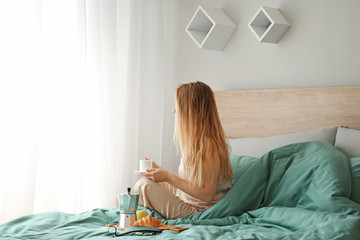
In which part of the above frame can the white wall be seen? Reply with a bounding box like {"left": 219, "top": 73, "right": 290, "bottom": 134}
{"left": 158, "top": 0, "right": 360, "bottom": 172}
{"left": 169, "top": 0, "right": 360, "bottom": 91}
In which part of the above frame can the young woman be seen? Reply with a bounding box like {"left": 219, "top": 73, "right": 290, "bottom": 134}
{"left": 134, "top": 81, "right": 233, "bottom": 219}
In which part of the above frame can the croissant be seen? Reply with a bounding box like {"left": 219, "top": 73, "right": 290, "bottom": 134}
{"left": 133, "top": 215, "right": 164, "bottom": 227}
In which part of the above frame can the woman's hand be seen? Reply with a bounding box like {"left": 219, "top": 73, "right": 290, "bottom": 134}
{"left": 151, "top": 160, "right": 161, "bottom": 169}
{"left": 139, "top": 158, "right": 170, "bottom": 182}
{"left": 144, "top": 167, "right": 170, "bottom": 183}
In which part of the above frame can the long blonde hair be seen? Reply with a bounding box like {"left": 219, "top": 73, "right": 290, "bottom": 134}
{"left": 174, "top": 81, "right": 233, "bottom": 187}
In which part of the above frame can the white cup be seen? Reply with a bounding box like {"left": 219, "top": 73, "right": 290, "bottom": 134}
{"left": 139, "top": 159, "right": 152, "bottom": 172}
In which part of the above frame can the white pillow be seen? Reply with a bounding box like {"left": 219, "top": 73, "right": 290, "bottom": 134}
{"left": 229, "top": 127, "right": 338, "bottom": 158}
{"left": 334, "top": 127, "right": 360, "bottom": 158}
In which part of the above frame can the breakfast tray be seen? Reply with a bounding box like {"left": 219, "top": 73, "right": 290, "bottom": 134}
{"left": 106, "top": 223, "right": 188, "bottom": 233}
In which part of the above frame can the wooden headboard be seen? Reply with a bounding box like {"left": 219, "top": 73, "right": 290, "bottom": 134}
{"left": 215, "top": 86, "right": 360, "bottom": 138}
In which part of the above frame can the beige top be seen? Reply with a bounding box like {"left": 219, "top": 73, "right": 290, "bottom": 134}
{"left": 176, "top": 161, "right": 232, "bottom": 210}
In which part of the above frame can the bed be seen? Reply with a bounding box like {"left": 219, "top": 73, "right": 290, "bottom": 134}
{"left": 1, "top": 85, "right": 360, "bottom": 239}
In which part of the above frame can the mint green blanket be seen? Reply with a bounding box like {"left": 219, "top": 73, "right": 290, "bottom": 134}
{"left": 1, "top": 141, "right": 360, "bottom": 239}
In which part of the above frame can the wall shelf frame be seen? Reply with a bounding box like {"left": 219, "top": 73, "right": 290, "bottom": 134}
{"left": 248, "top": 6, "right": 290, "bottom": 43}
{"left": 186, "top": 6, "right": 237, "bottom": 51}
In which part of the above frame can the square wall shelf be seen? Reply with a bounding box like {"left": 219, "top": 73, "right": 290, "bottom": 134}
{"left": 248, "top": 6, "right": 290, "bottom": 43}
{"left": 186, "top": 6, "right": 237, "bottom": 51}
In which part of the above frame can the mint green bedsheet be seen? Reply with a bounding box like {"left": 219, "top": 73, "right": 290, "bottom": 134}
{"left": 1, "top": 141, "right": 360, "bottom": 239}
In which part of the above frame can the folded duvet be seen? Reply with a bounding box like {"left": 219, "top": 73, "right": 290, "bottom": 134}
{"left": 1, "top": 141, "right": 360, "bottom": 239}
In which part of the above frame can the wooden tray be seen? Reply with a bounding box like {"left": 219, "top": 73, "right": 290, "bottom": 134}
{"left": 106, "top": 224, "right": 188, "bottom": 233}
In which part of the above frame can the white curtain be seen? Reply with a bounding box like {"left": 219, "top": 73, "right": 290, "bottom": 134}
{"left": 0, "top": 0, "right": 171, "bottom": 224}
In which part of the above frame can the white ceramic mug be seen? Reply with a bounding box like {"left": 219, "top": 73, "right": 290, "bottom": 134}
{"left": 139, "top": 159, "right": 152, "bottom": 172}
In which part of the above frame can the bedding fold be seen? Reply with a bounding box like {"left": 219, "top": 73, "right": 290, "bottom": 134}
{"left": 167, "top": 141, "right": 359, "bottom": 222}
